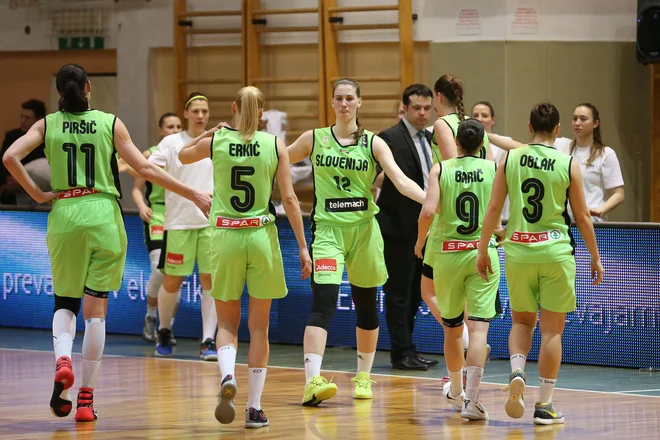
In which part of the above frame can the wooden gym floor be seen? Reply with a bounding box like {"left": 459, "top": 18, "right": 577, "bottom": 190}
{"left": 0, "top": 328, "right": 658, "bottom": 439}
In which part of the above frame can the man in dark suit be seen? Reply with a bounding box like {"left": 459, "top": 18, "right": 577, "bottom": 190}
{"left": 377, "top": 84, "right": 438, "bottom": 370}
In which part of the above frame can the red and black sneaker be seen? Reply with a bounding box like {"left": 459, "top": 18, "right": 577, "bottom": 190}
{"left": 50, "top": 356, "right": 75, "bottom": 417}
{"left": 245, "top": 407, "right": 269, "bottom": 429}
{"left": 74, "top": 387, "right": 98, "bottom": 422}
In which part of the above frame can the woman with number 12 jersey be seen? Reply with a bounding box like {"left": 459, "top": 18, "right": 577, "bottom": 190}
{"left": 1, "top": 64, "right": 211, "bottom": 424}
{"left": 287, "top": 78, "right": 426, "bottom": 406}
{"left": 179, "top": 86, "right": 311, "bottom": 429}
{"left": 477, "top": 102, "right": 604, "bottom": 426}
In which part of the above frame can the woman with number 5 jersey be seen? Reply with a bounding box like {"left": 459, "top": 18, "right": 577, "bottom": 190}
{"left": 179, "top": 86, "right": 312, "bottom": 429}
{"left": 1, "top": 64, "right": 211, "bottom": 424}
{"left": 287, "top": 77, "right": 426, "bottom": 406}
{"left": 476, "top": 102, "right": 604, "bottom": 425}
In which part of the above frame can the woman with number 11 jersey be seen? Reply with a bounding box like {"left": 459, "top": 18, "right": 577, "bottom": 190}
{"left": 179, "top": 86, "right": 311, "bottom": 429}
{"left": 477, "top": 103, "right": 604, "bottom": 425}
{"left": 287, "top": 78, "right": 426, "bottom": 406}
{"left": 1, "top": 64, "right": 211, "bottom": 424}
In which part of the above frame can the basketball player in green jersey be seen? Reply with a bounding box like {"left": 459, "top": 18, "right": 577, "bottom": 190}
{"left": 1, "top": 64, "right": 212, "bottom": 423}
{"left": 476, "top": 103, "right": 604, "bottom": 425}
{"left": 132, "top": 112, "right": 182, "bottom": 342}
{"left": 179, "top": 86, "right": 311, "bottom": 428}
{"left": 415, "top": 119, "right": 500, "bottom": 421}
{"left": 287, "top": 78, "right": 426, "bottom": 406}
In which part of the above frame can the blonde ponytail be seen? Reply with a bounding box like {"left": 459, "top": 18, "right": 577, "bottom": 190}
{"left": 235, "top": 86, "right": 265, "bottom": 142}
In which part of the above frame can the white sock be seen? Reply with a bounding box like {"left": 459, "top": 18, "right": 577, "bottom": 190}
{"left": 81, "top": 318, "right": 106, "bottom": 389}
{"left": 158, "top": 285, "right": 180, "bottom": 330}
{"left": 53, "top": 309, "right": 76, "bottom": 360}
{"left": 218, "top": 345, "right": 237, "bottom": 379}
{"left": 510, "top": 353, "right": 527, "bottom": 372}
{"left": 170, "top": 317, "right": 176, "bottom": 329}
{"left": 357, "top": 351, "right": 375, "bottom": 374}
{"left": 246, "top": 368, "right": 267, "bottom": 410}
{"left": 146, "top": 305, "right": 157, "bottom": 318}
{"left": 461, "top": 324, "right": 470, "bottom": 349}
{"left": 304, "top": 353, "right": 322, "bottom": 385}
{"left": 201, "top": 288, "right": 217, "bottom": 341}
{"left": 465, "top": 366, "right": 483, "bottom": 402}
{"left": 539, "top": 377, "right": 557, "bottom": 403}
{"left": 147, "top": 249, "right": 164, "bottom": 302}
{"left": 448, "top": 368, "right": 463, "bottom": 397}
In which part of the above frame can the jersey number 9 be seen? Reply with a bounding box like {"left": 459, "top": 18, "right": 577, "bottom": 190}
{"left": 456, "top": 191, "right": 479, "bottom": 235}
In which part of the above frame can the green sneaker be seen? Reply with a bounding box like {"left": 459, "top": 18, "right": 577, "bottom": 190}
{"left": 352, "top": 371, "right": 375, "bottom": 400}
{"left": 302, "top": 375, "right": 337, "bottom": 406}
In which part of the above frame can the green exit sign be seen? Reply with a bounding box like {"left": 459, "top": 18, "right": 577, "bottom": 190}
{"left": 58, "top": 36, "right": 105, "bottom": 50}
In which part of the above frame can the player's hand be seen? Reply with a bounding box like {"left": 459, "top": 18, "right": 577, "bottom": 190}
{"left": 476, "top": 251, "right": 493, "bottom": 282}
{"left": 215, "top": 122, "right": 232, "bottom": 130}
{"left": 34, "top": 190, "right": 59, "bottom": 204}
{"left": 494, "top": 227, "right": 506, "bottom": 246}
{"left": 193, "top": 191, "right": 213, "bottom": 218}
{"left": 591, "top": 257, "right": 604, "bottom": 286}
{"left": 589, "top": 207, "right": 604, "bottom": 217}
{"left": 299, "top": 248, "right": 312, "bottom": 280}
{"left": 139, "top": 205, "right": 153, "bottom": 222}
{"left": 414, "top": 239, "right": 424, "bottom": 259}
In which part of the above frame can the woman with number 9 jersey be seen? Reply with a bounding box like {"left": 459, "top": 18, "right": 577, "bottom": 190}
{"left": 477, "top": 102, "right": 604, "bottom": 425}
{"left": 415, "top": 119, "right": 500, "bottom": 421}
{"left": 1, "top": 64, "right": 211, "bottom": 424}
{"left": 179, "top": 86, "right": 311, "bottom": 429}
{"left": 287, "top": 78, "right": 426, "bottom": 406}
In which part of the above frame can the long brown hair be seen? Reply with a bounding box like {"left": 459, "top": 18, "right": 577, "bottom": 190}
{"left": 434, "top": 74, "right": 465, "bottom": 120}
{"left": 234, "top": 86, "right": 264, "bottom": 142}
{"left": 569, "top": 103, "right": 605, "bottom": 166}
{"left": 332, "top": 78, "right": 363, "bottom": 143}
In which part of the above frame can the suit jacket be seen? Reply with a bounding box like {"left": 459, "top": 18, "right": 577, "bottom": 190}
{"left": 376, "top": 120, "right": 432, "bottom": 241}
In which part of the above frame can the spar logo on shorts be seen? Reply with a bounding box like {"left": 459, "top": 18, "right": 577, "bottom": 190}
{"left": 166, "top": 252, "right": 184, "bottom": 265}
{"left": 315, "top": 259, "right": 337, "bottom": 273}
{"left": 215, "top": 215, "right": 272, "bottom": 228}
{"left": 442, "top": 240, "right": 480, "bottom": 252}
{"left": 150, "top": 225, "right": 164, "bottom": 236}
{"left": 58, "top": 188, "right": 102, "bottom": 199}
{"left": 510, "top": 230, "right": 562, "bottom": 244}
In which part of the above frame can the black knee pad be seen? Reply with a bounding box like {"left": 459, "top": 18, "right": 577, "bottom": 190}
{"left": 53, "top": 295, "right": 81, "bottom": 316}
{"left": 442, "top": 311, "right": 464, "bottom": 328}
{"left": 306, "top": 282, "right": 339, "bottom": 330}
{"left": 351, "top": 285, "right": 379, "bottom": 330}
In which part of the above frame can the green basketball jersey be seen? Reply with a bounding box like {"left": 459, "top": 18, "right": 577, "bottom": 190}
{"left": 310, "top": 126, "right": 379, "bottom": 225}
{"left": 209, "top": 127, "right": 278, "bottom": 228}
{"left": 427, "top": 156, "right": 497, "bottom": 253}
{"left": 504, "top": 144, "right": 573, "bottom": 263}
{"left": 431, "top": 113, "right": 490, "bottom": 163}
{"left": 145, "top": 146, "right": 165, "bottom": 206}
{"left": 44, "top": 110, "right": 120, "bottom": 198}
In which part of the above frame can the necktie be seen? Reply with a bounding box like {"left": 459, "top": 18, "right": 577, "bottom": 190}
{"left": 417, "top": 131, "right": 432, "bottom": 172}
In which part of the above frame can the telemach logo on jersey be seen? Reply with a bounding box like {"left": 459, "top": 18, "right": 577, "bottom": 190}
{"left": 325, "top": 197, "right": 367, "bottom": 212}
{"left": 510, "top": 230, "right": 562, "bottom": 244}
{"left": 315, "top": 259, "right": 337, "bottom": 273}
{"left": 166, "top": 253, "right": 184, "bottom": 265}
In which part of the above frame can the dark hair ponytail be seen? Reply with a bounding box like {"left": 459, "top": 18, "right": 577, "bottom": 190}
{"left": 529, "top": 102, "right": 560, "bottom": 134}
{"left": 434, "top": 74, "right": 465, "bottom": 120}
{"left": 56, "top": 64, "right": 89, "bottom": 113}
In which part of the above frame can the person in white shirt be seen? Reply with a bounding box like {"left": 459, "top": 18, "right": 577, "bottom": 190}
{"left": 148, "top": 93, "right": 218, "bottom": 360}
{"left": 554, "top": 103, "right": 624, "bottom": 221}
{"left": 471, "top": 101, "right": 511, "bottom": 223}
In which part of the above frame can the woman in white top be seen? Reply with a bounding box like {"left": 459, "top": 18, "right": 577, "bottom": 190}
{"left": 554, "top": 103, "right": 624, "bottom": 221}
{"left": 489, "top": 102, "right": 625, "bottom": 222}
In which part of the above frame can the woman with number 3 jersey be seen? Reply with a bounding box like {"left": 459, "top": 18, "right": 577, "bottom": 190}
{"left": 476, "top": 102, "right": 604, "bottom": 425}
{"left": 179, "top": 86, "right": 311, "bottom": 429}
{"left": 287, "top": 78, "right": 426, "bottom": 406}
{"left": 1, "top": 64, "right": 211, "bottom": 424}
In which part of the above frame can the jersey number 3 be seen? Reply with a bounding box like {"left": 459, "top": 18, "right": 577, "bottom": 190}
{"left": 231, "top": 166, "right": 256, "bottom": 212}
{"left": 62, "top": 142, "right": 95, "bottom": 187}
{"left": 521, "top": 178, "right": 545, "bottom": 223}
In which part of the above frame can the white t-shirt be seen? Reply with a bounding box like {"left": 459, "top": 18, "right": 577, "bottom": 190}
{"left": 148, "top": 131, "right": 213, "bottom": 230}
{"left": 554, "top": 137, "right": 624, "bottom": 222}
{"left": 490, "top": 139, "right": 511, "bottom": 222}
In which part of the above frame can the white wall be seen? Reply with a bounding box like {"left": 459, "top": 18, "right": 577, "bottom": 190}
{"left": 0, "top": 0, "right": 639, "bottom": 149}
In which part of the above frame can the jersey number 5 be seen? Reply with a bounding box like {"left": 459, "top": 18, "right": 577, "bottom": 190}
{"left": 456, "top": 191, "right": 479, "bottom": 235}
{"left": 231, "top": 166, "right": 256, "bottom": 212}
{"left": 521, "top": 178, "right": 545, "bottom": 223}
{"left": 62, "top": 143, "right": 95, "bottom": 187}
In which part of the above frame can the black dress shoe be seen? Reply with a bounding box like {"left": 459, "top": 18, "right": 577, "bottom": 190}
{"left": 392, "top": 356, "right": 428, "bottom": 370}
{"left": 416, "top": 354, "right": 439, "bottom": 367}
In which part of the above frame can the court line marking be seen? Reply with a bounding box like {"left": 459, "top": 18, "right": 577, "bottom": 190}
{"left": 2, "top": 347, "right": 659, "bottom": 399}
